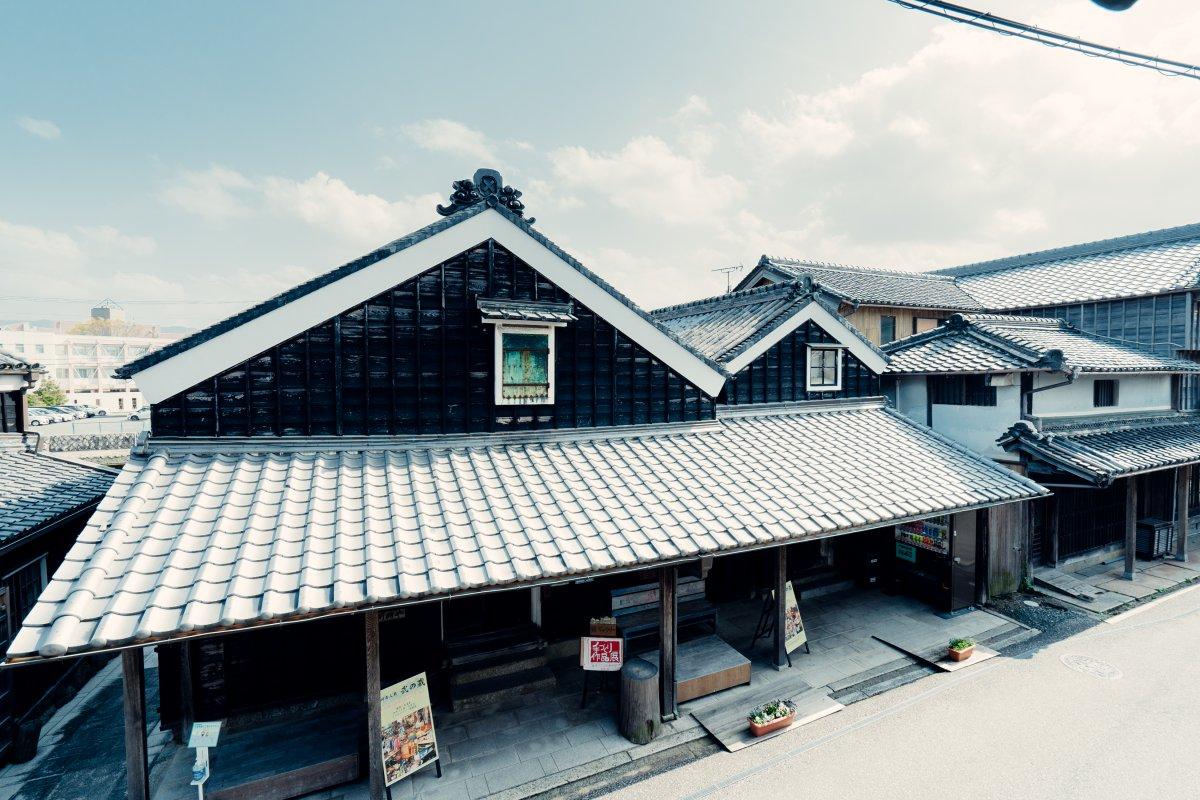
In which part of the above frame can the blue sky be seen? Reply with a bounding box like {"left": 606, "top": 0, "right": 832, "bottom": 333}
{"left": 3, "top": 1, "right": 1199, "bottom": 329}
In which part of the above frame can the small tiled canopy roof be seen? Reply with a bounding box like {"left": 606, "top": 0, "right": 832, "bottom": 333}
{"left": 884, "top": 314, "right": 1200, "bottom": 375}
{"left": 937, "top": 222, "right": 1200, "bottom": 310}
{"left": 8, "top": 399, "right": 1044, "bottom": 662}
{"left": 477, "top": 298, "right": 577, "bottom": 323}
{"left": 1000, "top": 414, "right": 1200, "bottom": 486}
{"left": 0, "top": 349, "right": 40, "bottom": 373}
{"left": 755, "top": 258, "right": 982, "bottom": 311}
{"left": 0, "top": 437, "right": 115, "bottom": 542}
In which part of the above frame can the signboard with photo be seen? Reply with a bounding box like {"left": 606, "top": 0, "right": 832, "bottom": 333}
{"left": 580, "top": 636, "right": 624, "bottom": 671}
{"left": 783, "top": 581, "right": 807, "bottom": 654}
{"left": 380, "top": 672, "right": 439, "bottom": 787}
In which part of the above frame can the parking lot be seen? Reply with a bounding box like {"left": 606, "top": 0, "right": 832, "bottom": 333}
{"left": 26, "top": 413, "right": 150, "bottom": 435}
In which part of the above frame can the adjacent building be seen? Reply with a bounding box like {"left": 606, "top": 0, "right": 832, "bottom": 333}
{"left": 0, "top": 305, "right": 179, "bottom": 414}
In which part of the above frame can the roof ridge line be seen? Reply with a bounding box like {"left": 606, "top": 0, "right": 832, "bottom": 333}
{"left": 143, "top": 419, "right": 724, "bottom": 454}
{"left": 651, "top": 280, "right": 806, "bottom": 318}
{"left": 715, "top": 396, "right": 887, "bottom": 419}
{"left": 765, "top": 257, "right": 959, "bottom": 283}
{"left": 935, "top": 221, "right": 1200, "bottom": 278}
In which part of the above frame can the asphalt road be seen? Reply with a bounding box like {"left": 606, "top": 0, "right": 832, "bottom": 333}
{"left": 610, "top": 586, "right": 1200, "bottom": 800}
{"left": 26, "top": 414, "right": 148, "bottom": 435}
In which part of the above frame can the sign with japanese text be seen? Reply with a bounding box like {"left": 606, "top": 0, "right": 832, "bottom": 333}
{"left": 783, "top": 581, "right": 807, "bottom": 654}
{"left": 580, "top": 636, "right": 624, "bottom": 671}
{"left": 380, "top": 672, "right": 439, "bottom": 786}
{"left": 188, "top": 720, "right": 222, "bottom": 748}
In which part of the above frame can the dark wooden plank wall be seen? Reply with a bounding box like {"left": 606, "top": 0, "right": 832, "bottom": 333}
{"left": 0, "top": 392, "right": 17, "bottom": 433}
{"left": 723, "top": 321, "right": 880, "bottom": 405}
{"left": 151, "top": 240, "right": 715, "bottom": 437}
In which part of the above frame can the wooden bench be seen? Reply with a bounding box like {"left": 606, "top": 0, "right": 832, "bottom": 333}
{"left": 611, "top": 577, "right": 718, "bottom": 646}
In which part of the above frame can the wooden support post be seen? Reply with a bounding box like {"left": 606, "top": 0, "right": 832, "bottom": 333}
{"left": 178, "top": 641, "right": 195, "bottom": 745}
{"left": 773, "top": 547, "right": 788, "bottom": 669}
{"left": 1048, "top": 495, "right": 1060, "bottom": 568}
{"left": 658, "top": 566, "right": 677, "bottom": 721}
{"left": 15, "top": 391, "right": 29, "bottom": 435}
{"left": 365, "top": 610, "right": 385, "bottom": 800}
{"left": 1124, "top": 477, "right": 1138, "bottom": 580}
{"left": 1176, "top": 464, "right": 1192, "bottom": 562}
{"left": 122, "top": 649, "right": 149, "bottom": 800}
{"left": 530, "top": 586, "right": 542, "bottom": 628}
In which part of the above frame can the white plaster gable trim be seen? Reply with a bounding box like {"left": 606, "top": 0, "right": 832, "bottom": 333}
{"left": 723, "top": 300, "right": 889, "bottom": 376}
{"left": 130, "top": 209, "right": 727, "bottom": 403}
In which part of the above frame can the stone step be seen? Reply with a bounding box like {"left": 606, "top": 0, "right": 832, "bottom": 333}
{"left": 450, "top": 651, "right": 550, "bottom": 686}
{"left": 450, "top": 665, "right": 558, "bottom": 713}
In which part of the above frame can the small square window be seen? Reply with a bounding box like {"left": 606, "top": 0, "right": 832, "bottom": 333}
{"left": 1093, "top": 379, "right": 1118, "bottom": 408}
{"left": 806, "top": 346, "right": 842, "bottom": 392}
{"left": 496, "top": 326, "right": 554, "bottom": 405}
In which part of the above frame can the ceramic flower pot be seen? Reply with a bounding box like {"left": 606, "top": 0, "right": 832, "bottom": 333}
{"left": 948, "top": 645, "right": 974, "bottom": 662}
{"left": 749, "top": 709, "right": 795, "bottom": 737}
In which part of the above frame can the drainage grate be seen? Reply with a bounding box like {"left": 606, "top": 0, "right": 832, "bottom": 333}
{"left": 1060, "top": 654, "right": 1123, "bottom": 680}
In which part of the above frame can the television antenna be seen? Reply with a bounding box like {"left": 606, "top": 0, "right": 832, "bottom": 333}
{"left": 713, "top": 264, "right": 746, "bottom": 293}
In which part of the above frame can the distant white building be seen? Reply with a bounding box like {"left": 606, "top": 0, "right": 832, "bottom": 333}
{"left": 0, "top": 304, "right": 179, "bottom": 413}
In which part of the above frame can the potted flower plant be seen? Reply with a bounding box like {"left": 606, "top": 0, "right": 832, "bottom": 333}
{"left": 948, "top": 637, "right": 976, "bottom": 662}
{"left": 747, "top": 699, "right": 797, "bottom": 737}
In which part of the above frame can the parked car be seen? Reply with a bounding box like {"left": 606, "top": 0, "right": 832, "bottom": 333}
{"left": 51, "top": 405, "right": 87, "bottom": 420}
{"left": 128, "top": 407, "right": 151, "bottom": 421}
{"left": 26, "top": 408, "right": 59, "bottom": 426}
{"left": 61, "top": 404, "right": 97, "bottom": 418}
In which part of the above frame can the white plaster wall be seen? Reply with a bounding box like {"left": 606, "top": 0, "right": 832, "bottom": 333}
{"left": 894, "top": 376, "right": 928, "bottom": 424}
{"left": 931, "top": 384, "right": 1022, "bottom": 459}
{"left": 1031, "top": 373, "right": 1173, "bottom": 418}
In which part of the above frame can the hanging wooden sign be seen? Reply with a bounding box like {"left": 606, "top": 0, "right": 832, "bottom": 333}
{"left": 783, "top": 581, "right": 807, "bottom": 654}
{"left": 380, "top": 672, "right": 439, "bottom": 786}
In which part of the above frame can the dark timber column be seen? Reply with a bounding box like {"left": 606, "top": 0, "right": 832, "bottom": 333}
{"left": 122, "top": 649, "right": 149, "bottom": 800}
{"left": 365, "top": 610, "right": 385, "bottom": 800}
{"left": 658, "top": 566, "right": 678, "bottom": 721}
{"left": 1124, "top": 477, "right": 1138, "bottom": 580}
{"left": 773, "top": 547, "right": 788, "bottom": 669}
{"left": 1176, "top": 465, "right": 1192, "bottom": 562}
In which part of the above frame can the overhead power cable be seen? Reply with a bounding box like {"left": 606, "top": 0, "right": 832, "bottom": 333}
{"left": 886, "top": 0, "right": 1200, "bottom": 81}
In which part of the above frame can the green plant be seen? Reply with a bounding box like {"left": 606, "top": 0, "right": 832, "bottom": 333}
{"left": 949, "top": 637, "right": 975, "bottom": 652}
{"left": 28, "top": 378, "right": 66, "bottom": 407}
{"left": 748, "top": 700, "right": 795, "bottom": 725}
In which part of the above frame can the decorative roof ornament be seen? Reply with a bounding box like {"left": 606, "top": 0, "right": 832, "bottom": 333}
{"left": 436, "top": 168, "right": 534, "bottom": 223}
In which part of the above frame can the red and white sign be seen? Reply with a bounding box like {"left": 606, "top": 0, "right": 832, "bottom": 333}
{"left": 580, "top": 636, "right": 624, "bottom": 672}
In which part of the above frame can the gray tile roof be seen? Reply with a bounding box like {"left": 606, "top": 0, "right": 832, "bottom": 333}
{"left": 757, "top": 258, "right": 982, "bottom": 311}
{"left": 1000, "top": 414, "right": 1200, "bottom": 485}
{"left": 116, "top": 201, "right": 727, "bottom": 382}
{"left": 8, "top": 399, "right": 1044, "bottom": 660}
{"left": 652, "top": 282, "right": 885, "bottom": 366}
{"left": 935, "top": 223, "right": 1200, "bottom": 310}
{"left": 0, "top": 349, "right": 39, "bottom": 373}
{"left": 884, "top": 314, "right": 1200, "bottom": 374}
{"left": 0, "top": 436, "right": 115, "bottom": 543}
{"left": 477, "top": 298, "right": 576, "bottom": 323}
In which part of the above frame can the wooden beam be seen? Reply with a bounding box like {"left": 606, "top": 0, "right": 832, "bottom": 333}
{"left": 1124, "top": 477, "right": 1138, "bottom": 580}
{"left": 122, "top": 649, "right": 149, "bottom": 800}
{"left": 178, "top": 641, "right": 195, "bottom": 745}
{"left": 364, "top": 611, "right": 385, "bottom": 800}
{"left": 1048, "top": 494, "right": 1060, "bottom": 568}
{"left": 1176, "top": 464, "right": 1192, "bottom": 562}
{"left": 773, "top": 547, "right": 788, "bottom": 669}
{"left": 658, "top": 566, "right": 678, "bottom": 721}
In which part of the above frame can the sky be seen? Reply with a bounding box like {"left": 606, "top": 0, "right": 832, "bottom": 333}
{"left": 2, "top": 0, "right": 1200, "bottom": 330}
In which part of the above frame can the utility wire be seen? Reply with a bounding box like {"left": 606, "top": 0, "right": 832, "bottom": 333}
{"left": 886, "top": 0, "right": 1200, "bottom": 80}
{"left": 0, "top": 296, "right": 257, "bottom": 305}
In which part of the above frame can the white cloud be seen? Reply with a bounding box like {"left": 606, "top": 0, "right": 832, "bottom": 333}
{"left": 0, "top": 219, "right": 83, "bottom": 266}
{"left": 402, "top": 119, "right": 499, "bottom": 165}
{"left": 76, "top": 225, "right": 157, "bottom": 256}
{"left": 262, "top": 172, "right": 440, "bottom": 244}
{"left": 160, "top": 165, "right": 254, "bottom": 220}
{"left": 674, "top": 95, "right": 712, "bottom": 120}
{"left": 549, "top": 136, "right": 746, "bottom": 225}
{"left": 16, "top": 116, "right": 61, "bottom": 140}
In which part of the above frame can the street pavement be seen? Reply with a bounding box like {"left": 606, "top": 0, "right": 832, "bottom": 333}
{"left": 609, "top": 585, "right": 1200, "bottom": 800}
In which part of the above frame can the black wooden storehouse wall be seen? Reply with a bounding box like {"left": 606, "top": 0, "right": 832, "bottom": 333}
{"left": 151, "top": 240, "right": 715, "bottom": 437}
{"left": 723, "top": 321, "right": 879, "bottom": 405}
{"left": 0, "top": 392, "right": 18, "bottom": 433}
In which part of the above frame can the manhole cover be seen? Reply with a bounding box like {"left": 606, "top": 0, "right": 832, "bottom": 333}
{"left": 1060, "top": 654, "right": 1122, "bottom": 679}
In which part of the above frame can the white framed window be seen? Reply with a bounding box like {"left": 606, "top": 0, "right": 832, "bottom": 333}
{"left": 806, "top": 346, "right": 843, "bottom": 392}
{"left": 493, "top": 324, "right": 556, "bottom": 405}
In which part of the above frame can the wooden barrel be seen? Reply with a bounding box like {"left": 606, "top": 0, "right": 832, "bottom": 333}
{"left": 619, "top": 657, "right": 660, "bottom": 744}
